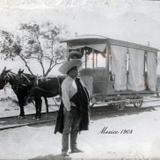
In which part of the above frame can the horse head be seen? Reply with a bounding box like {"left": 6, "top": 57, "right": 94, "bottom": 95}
{"left": 0, "top": 67, "right": 12, "bottom": 89}
{"left": 17, "top": 69, "right": 25, "bottom": 82}
{"left": 18, "top": 69, "right": 24, "bottom": 75}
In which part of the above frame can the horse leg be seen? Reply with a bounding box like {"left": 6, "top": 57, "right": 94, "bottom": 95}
{"left": 44, "top": 97, "right": 49, "bottom": 114}
{"left": 34, "top": 97, "right": 42, "bottom": 119}
{"left": 34, "top": 97, "right": 38, "bottom": 119}
{"left": 18, "top": 100, "right": 25, "bottom": 118}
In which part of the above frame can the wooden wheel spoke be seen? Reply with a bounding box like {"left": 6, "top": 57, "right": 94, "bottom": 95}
{"left": 133, "top": 100, "right": 143, "bottom": 108}
{"left": 115, "top": 103, "right": 125, "bottom": 111}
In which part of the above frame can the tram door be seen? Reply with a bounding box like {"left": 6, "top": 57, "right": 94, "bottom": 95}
{"left": 80, "top": 48, "right": 111, "bottom": 96}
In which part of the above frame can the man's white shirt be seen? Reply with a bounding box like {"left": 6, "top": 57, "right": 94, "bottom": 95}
{"left": 61, "top": 76, "right": 78, "bottom": 111}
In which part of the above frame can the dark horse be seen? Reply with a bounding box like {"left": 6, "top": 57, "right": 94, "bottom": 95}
{"left": 0, "top": 67, "right": 35, "bottom": 118}
{"left": 0, "top": 67, "right": 65, "bottom": 119}
{"left": 17, "top": 70, "right": 65, "bottom": 119}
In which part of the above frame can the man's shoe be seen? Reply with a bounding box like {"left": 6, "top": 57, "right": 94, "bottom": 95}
{"left": 71, "top": 148, "right": 83, "bottom": 153}
{"left": 61, "top": 151, "right": 69, "bottom": 156}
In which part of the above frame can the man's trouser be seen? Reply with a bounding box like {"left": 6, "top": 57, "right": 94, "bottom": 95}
{"left": 62, "top": 107, "right": 81, "bottom": 153}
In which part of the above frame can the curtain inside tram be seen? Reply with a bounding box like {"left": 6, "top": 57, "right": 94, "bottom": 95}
{"left": 147, "top": 51, "right": 157, "bottom": 91}
{"left": 111, "top": 45, "right": 127, "bottom": 91}
{"left": 128, "top": 48, "right": 145, "bottom": 91}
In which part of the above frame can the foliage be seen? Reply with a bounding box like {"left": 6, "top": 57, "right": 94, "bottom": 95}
{"left": 0, "top": 30, "right": 21, "bottom": 59}
{"left": 0, "top": 22, "right": 68, "bottom": 76}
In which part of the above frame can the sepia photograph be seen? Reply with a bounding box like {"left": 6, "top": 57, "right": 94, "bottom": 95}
{"left": 0, "top": 0, "right": 160, "bottom": 159}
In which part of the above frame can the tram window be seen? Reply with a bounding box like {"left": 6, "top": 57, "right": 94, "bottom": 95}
{"left": 82, "top": 52, "right": 106, "bottom": 68}
{"left": 96, "top": 53, "right": 106, "bottom": 67}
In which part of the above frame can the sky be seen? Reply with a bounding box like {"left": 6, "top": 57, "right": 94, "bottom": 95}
{"left": 0, "top": 1, "right": 160, "bottom": 29}
{"left": 0, "top": 0, "right": 160, "bottom": 46}
{"left": 0, "top": 0, "right": 160, "bottom": 74}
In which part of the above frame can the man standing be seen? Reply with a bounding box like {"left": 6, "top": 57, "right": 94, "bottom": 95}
{"left": 54, "top": 59, "right": 90, "bottom": 157}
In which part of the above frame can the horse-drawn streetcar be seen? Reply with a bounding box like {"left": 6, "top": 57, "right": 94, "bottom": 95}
{"left": 0, "top": 35, "right": 159, "bottom": 120}
{"left": 61, "top": 35, "right": 159, "bottom": 110}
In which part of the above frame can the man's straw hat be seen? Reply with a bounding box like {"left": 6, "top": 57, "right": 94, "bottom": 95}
{"left": 68, "top": 51, "right": 83, "bottom": 60}
{"left": 59, "top": 59, "right": 82, "bottom": 74}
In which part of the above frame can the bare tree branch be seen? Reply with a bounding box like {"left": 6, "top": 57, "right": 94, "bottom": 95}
{"left": 0, "top": 23, "right": 68, "bottom": 77}
{"left": 39, "top": 58, "right": 45, "bottom": 76}
{"left": 19, "top": 55, "right": 34, "bottom": 75}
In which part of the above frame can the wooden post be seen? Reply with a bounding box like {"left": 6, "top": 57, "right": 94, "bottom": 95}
{"left": 85, "top": 50, "right": 87, "bottom": 68}
{"left": 92, "top": 49, "right": 95, "bottom": 68}
{"left": 144, "top": 51, "right": 148, "bottom": 90}
{"left": 126, "top": 48, "right": 129, "bottom": 90}
{"left": 96, "top": 53, "right": 98, "bottom": 67}
{"left": 66, "top": 43, "right": 69, "bottom": 60}
{"left": 106, "top": 41, "right": 111, "bottom": 95}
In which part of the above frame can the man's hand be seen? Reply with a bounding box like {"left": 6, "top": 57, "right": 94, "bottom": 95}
{"left": 65, "top": 110, "right": 72, "bottom": 118}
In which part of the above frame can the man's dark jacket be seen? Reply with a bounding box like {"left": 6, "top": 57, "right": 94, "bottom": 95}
{"left": 54, "top": 78, "right": 90, "bottom": 134}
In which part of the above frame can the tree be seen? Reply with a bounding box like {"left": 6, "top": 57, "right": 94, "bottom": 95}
{"left": 19, "top": 22, "right": 67, "bottom": 76}
{"left": 0, "top": 22, "right": 68, "bottom": 77}
{"left": 0, "top": 30, "right": 21, "bottom": 60}
{"left": 0, "top": 23, "right": 69, "bottom": 113}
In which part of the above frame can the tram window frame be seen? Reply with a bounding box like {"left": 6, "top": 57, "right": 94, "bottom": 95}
{"left": 82, "top": 49, "right": 106, "bottom": 69}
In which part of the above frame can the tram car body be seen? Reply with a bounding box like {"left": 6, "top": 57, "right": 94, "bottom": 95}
{"left": 61, "top": 35, "right": 159, "bottom": 110}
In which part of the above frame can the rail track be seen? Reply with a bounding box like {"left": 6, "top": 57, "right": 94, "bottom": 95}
{"left": 0, "top": 111, "right": 57, "bottom": 131}
{"left": 0, "top": 96, "right": 160, "bottom": 131}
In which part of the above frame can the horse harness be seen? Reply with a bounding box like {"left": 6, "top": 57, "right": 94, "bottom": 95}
{"left": 34, "top": 76, "right": 62, "bottom": 95}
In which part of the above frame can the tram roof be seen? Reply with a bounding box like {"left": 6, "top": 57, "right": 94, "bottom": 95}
{"left": 61, "top": 35, "right": 159, "bottom": 53}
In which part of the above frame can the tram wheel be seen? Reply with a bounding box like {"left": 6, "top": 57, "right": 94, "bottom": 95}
{"left": 115, "top": 103, "right": 125, "bottom": 111}
{"left": 133, "top": 100, "right": 143, "bottom": 108}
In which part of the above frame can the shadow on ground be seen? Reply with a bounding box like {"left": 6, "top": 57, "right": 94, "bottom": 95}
{"left": 30, "top": 105, "right": 157, "bottom": 128}
{"left": 29, "top": 154, "right": 71, "bottom": 160}
{"left": 91, "top": 105, "right": 157, "bottom": 121}
{"left": 0, "top": 105, "right": 158, "bottom": 130}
